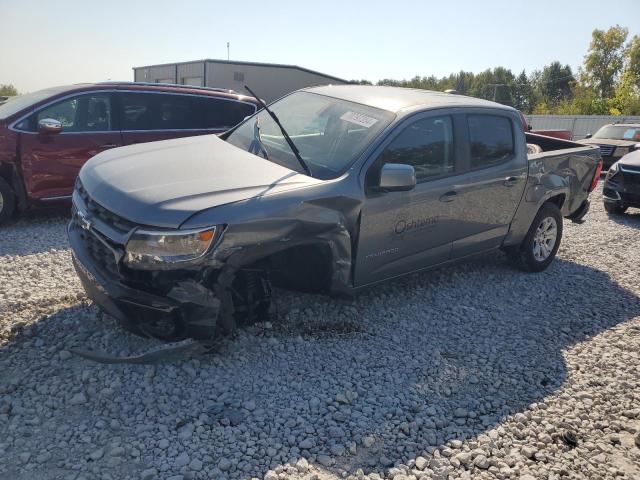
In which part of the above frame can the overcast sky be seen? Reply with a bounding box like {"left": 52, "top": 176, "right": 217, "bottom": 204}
{"left": 2, "top": 0, "right": 638, "bottom": 93}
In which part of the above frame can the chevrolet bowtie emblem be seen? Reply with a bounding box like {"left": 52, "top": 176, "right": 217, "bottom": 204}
{"left": 77, "top": 210, "right": 92, "bottom": 231}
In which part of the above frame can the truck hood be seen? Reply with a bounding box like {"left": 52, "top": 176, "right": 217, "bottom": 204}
{"left": 581, "top": 138, "right": 638, "bottom": 148}
{"left": 79, "top": 134, "right": 319, "bottom": 228}
{"left": 619, "top": 150, "right": 640, "bottom": 167}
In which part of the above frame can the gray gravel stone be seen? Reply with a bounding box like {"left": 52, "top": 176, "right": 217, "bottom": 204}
{"left": 1, "top": 190, "right": 639, "bottom": 480}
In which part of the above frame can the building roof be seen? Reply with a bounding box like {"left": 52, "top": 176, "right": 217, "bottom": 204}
{"left": 133, "top": 59, "right": 350, "bottom": 84}
{"left": 304, "top": 85, "right": 515, "bottom": 113}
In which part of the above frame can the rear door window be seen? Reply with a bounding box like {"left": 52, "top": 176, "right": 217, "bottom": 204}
{"left": 120, "top": 93, "right": 256, "bottom": 131}
{"left": 120, "top": 92, "right": 196, "bottom": 131}
{"left": 467, "top": 114, "right": 514, "bottom": 168}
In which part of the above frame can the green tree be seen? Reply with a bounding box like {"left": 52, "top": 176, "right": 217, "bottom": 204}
{"left": 536, "top": 62, "right": 574, "bottom": 106}
{"left": 584, "top": 25, "right": 628, "bottom": 98}
{"left": 0, "top": 84, "right": 18, "bottom": 96}
{"left": 513, "top": 70, "right": 536, "bottom": 113}
{"left": 469, "top": 67, "right": 516, "bottom": 105}
{"left": 627, "top": 35, "right": 640, "bottom": 88}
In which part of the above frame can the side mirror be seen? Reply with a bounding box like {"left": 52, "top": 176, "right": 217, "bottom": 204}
{"left": 634, "top": 143, "right": 640, "bottom": 150}
{"left": 379, "top": 163, "right": 416, "bottom": 192}
{"left": 584, "top": 133, "right": 592, "bottom": 139}
{"left": 38, "top": 118, "right": 63, "bottom": 134}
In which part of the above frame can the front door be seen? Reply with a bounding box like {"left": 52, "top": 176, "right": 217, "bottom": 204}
{"left": 19, "top": 92, "right": 121, "bottom": 201}
{"left": 355, "top": 114, "right": 463, "bottom": 286}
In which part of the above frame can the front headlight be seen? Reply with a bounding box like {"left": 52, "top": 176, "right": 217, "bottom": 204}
{"left": 606, "top": 161, "right": 619, "bottom": 178}
{"left": 124, "top": 227, "right": 217, "bottom": 269}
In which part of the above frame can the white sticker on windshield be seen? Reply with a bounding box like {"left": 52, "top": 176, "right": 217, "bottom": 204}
{"left": 340, "top": 111, "right": 379, "bottom": 128}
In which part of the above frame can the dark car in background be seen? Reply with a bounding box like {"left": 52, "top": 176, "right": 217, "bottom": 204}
{"left": 581, "top": 123, "right": 640, "bottom": 169}
{"left": 0, "top": 82, "right": 259, "bottom": 223}
{"left": 603, "top": 150, "right": 640, "bottom": 214}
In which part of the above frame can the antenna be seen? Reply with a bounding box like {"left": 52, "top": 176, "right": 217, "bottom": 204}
{"left": 227, "top": 42, "right": 230, "bottom": 61}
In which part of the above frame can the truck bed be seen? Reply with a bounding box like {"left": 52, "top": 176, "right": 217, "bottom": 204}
{"left": 522, "top": 132, "right": 601, "bottom": 219}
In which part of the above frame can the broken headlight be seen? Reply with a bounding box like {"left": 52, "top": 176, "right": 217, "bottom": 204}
{"left": 124, "top": 227, "right": 216, "bottom": 269}
{"left": 606, "top": 161, "right": 619, "bottom": 179}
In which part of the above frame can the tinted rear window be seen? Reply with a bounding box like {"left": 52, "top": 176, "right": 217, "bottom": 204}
{"left": 468, "top": 115, "right": 514, "bottom": 168}
{"left": 199, "top": 97, "right": 256, "bottom": 129}
{"left": 120, "top": 92, "right": 256, "bottom": 131}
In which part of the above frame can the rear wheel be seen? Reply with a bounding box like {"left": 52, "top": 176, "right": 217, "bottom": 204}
{"left": 0, "top": 177, "right": 16, "bottom": 225}
{"left": 507, "top": 202, "right": 563, "bottom": 272}
{"left": 604, "top": 202, "right": 627, "bottom": 215}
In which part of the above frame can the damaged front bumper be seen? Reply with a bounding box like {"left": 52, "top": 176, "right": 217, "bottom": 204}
{"left": 68, "top": 220, "right": 223, "bottom": 340}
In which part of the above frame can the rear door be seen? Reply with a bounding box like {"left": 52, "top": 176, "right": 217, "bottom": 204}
{"left": 119, "top": 91, "right": 256, "bottom": 145}
{"left": 16, "top": 92, "right": 122, "bottom": 201}
{"left": 354, "top": 112, "right": 465, "bottom": 286}
{"left": 449, "top": 112, "right": 527, "bottom": 258}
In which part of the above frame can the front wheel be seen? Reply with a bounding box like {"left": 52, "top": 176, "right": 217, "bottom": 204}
{"left": 0, "top": 177, "right": 16, "bottom": 225}
{"left": 604, "top": 202, "right": 627, "bottom": 215}
{"left": 508, "top": 203, "right": 563, "bottom": 272}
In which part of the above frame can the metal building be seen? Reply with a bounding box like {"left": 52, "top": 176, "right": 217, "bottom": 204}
{"left": 133, "top": 59, "right": 350, "bottom": 103}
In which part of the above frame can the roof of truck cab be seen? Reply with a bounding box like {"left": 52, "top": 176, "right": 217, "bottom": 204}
{"left": 304, "top": 85, "right": 514, "bottom": 114}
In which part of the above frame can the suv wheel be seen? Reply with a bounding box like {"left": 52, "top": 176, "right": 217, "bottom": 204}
{"left": 0, "top": 177, "right": 16, "bottom": 224}
{"left": 604, "top": 202, "right": 627, "bottom": 215}
{"left": 507, "top": 202, "right": 563, "bottom": 272}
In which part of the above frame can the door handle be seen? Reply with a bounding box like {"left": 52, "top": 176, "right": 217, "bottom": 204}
{"left": 100, "top": 143, "right": 118, "bottom": 149}
{"left": 439, "top": 191, "right": 457, "bottom": 202}
{"left": 504, "top": 176, "right": 522, "bottom": 187}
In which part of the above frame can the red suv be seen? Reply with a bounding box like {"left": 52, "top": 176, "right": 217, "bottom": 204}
{"left": 0, "top": 82, "right": 260, "bottom": 223}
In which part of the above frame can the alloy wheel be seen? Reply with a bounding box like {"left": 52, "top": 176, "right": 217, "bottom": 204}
{"left": 532, "top": 216, "right": 558, "bottom": 261}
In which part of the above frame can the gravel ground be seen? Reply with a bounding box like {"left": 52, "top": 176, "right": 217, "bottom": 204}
{"left": 1, "top": 188, "right": 639, "bottom": 480}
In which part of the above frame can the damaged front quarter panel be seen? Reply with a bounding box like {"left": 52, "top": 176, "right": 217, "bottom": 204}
{"left": 185, "top": 189, "right": 362, "bottom": 298}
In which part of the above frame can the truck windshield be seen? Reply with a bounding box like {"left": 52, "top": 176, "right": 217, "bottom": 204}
{"left": 593, "top": 125, "right": 640, "bottom": 141}
{"left": 226, "top": 91, "right": 395, "bottom": 179}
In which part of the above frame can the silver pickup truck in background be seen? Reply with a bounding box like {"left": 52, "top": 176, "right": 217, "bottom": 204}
{"left": 68, "top": 86, "right": 602, "bottom": 341}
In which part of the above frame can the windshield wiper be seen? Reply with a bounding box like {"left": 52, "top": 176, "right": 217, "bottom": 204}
{"left": 244, "top": 85, "right": 312, "bottom": 177}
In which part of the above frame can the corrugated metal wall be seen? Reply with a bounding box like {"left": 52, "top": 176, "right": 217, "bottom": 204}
{"left": 134, "top": 65, "right": 177, "bottom": 83}
{"left": 205, "top": 62, "right": 346, "bottom": 102}
{"left": 133, "top": 60, "right": 347, "bottom": 102}
{"left": 177, "top": 62, "right": 206, "bottom": 86}
{"left": 525, "top": 115, "right": 640, "bottom": 140}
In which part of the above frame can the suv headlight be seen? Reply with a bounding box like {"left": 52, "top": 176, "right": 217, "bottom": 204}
{"left": 606, "top": 161, "right": 619, "bottom": 178}
{"left": 124, "top": 227, "right": 217, "bottom": 269}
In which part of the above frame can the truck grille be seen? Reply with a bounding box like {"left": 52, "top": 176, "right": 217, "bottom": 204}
{"left": 77, "top": 227, "right": 121, "bottom": 277}
{"left": 597, "top": 145, "right": 615, "bottom": 157}
{"left": 77, "top": 183, "right": 136, "bottom": 233}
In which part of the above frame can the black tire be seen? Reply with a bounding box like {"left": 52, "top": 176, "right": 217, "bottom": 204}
{"left": 0, "top": 177, "right": 16, "bottom": 225}
{"left": 229, "top": 270, "right": 272, "bottom": 327}
{"left": 508, "top": 202, "right": 563, "bottom": 273}
{"left": 604, "top": 202, "right": 627, "bottom": 215}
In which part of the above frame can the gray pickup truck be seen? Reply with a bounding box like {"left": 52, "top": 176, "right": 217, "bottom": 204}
{"left": 68, "top": 86, "right": 601, "bottom": 341}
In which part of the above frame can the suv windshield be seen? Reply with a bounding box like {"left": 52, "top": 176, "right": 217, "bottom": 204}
{"left": 593, "top": 125, "right": 640, "bottom": 141}
{"left": 0, "top": 86, "right": 71, "bottom": 120}
{"left": 226, "top": 91, "right": 395, "bottom": 179}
